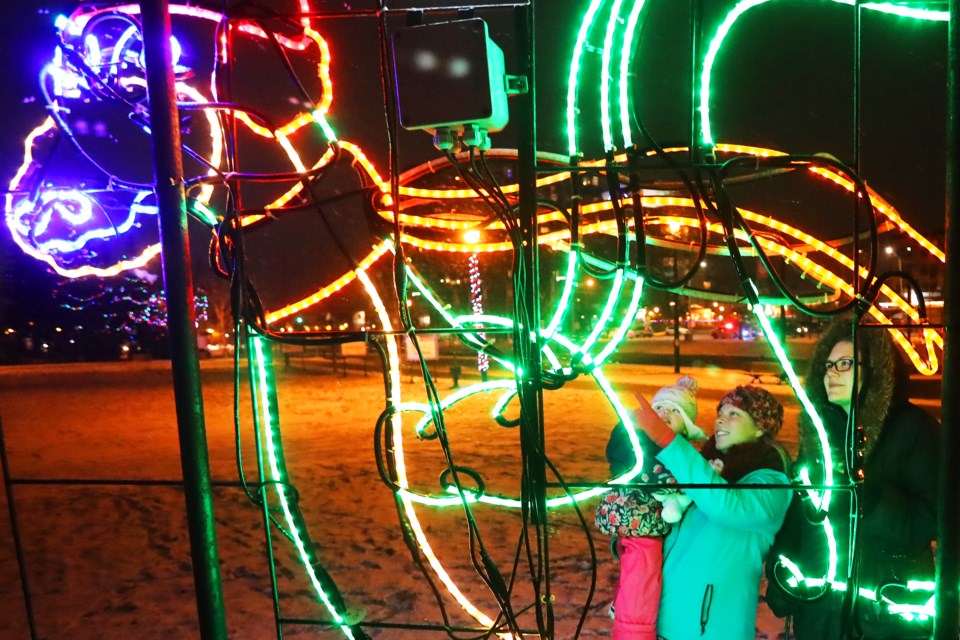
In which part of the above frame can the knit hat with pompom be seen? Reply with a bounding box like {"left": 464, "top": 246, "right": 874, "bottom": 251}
{"left": 717, "top": 385, "right": 784, "bottom": 438}
{"left": 652, "top": 375, "right": 706, "bottom": 440}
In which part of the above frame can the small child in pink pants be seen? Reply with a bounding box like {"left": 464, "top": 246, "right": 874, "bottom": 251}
{"left": 598, "top": 376, "right": 706, "bottom": 640}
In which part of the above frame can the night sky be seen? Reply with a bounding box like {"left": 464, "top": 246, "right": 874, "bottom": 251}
{"left": 0, "top": 1, "right": 951, "bottom": 330}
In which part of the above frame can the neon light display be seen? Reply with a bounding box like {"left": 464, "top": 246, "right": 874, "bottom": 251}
{"left": 559, "top": 0, "right": 943, "bottom": 622}
{"left": 698, "top": 0, "right": 947, "bottom": 147}
{"left": 6, "top": 0, "right": 947, "bottom": 633}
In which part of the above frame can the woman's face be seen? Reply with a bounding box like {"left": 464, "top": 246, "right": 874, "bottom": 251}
{"left": 823, "top": 340, "right": 860, "bottom": 411}
{"left": 714, "top": 403, "right": 763, "bottom": 453}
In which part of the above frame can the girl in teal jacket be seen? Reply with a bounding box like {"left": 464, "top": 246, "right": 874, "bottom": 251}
{"left": 633, "top": 385, "right": 792, "bottom": 640}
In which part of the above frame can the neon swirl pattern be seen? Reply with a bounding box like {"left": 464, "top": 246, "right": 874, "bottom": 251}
{"left": 5, "top": 0, "right": 945, "bottom": 633}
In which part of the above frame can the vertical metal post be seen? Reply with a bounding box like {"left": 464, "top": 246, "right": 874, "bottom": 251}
{"left": 514, "top": 3, "right": 551, "bottom": 636}
{"left": 673, "top": 247, "right": 681, "bottom": 372}
{"left": 682, "top": 0, "right": 701, "bottom": 378}
{"left": 852, "top": 0, "right": 862, "bottom": 173}
{"left": 689, "top": 0, "right": 703, "bottom": 156}
{"left": 0, "top": 417, "right": 39, "bottom": 640}
{"left": 935, "top": 2, "right": 960, "bottom": 638}
{"left": 139, "top": 2, "right": 228, "bottom": 639}
{"left": 673, "top": 292, "right": 681, "bottom": 374}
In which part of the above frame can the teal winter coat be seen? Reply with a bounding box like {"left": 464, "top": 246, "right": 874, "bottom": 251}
{"left": 655, "top": 436, "right": 791, "bottom": 640}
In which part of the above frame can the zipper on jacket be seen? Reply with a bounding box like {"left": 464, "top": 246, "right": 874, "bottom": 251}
{"left": 699, "top": 583, "right": 714, "bottom": 635}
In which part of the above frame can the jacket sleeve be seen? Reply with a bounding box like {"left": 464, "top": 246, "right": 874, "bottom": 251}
{"left": 605, "top": 422, "right": 635, "bottom": 476}
{"left": 606, "top": 421, "right": 656, "bottom": 477}
{"left": 657, "top": 437, "right": 792, "bottom": 531}
{"left": 858, "top": 404, "right": 939, "bottom": 549}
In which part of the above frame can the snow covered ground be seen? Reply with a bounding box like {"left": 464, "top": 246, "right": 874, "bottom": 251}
{"left": 1, "top": 358, "right": 804, "bottom": 639}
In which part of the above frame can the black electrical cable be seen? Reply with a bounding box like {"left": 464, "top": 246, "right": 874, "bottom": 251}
{"left": 369, "top": 338, "right": 502, "bottom": 640}
{"left": 716, "top": 154, "right": 879, "bottom": 318}
{"left": 375, "top": 11, "right": 525, "bottom": 637}
{"left": 710, "top": 156, "right": 880, "bottom": 629}
{"left": 445, "top": 155, "right": 547, "bottom": 634}
{"left": 621, "top": 6, "right": 709, "bottom": 291}
{"left": 37, "top": 66, "right": 153, "bottom": 190}
{"left": 625, "top": 146, "right": 710, "bottom": 291}
{"left": 208, "top": 23, "right": 369, "bottom": 625}
{"left": 538, "top": 449, "right": 598, "bottom": 638}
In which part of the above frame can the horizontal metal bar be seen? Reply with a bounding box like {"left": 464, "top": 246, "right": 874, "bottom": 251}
{"left": 5, "top": 478, "right": 247, "bottom": 488}
{"left": 555, "top": 482, "right": 857, "bottom": 491}
{"left": 279, "top": 616, "right": 540, "bottom": 634}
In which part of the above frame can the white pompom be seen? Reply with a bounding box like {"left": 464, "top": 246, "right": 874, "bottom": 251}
{"left": 675, "top": 375, "right": 699, "bottom": 394}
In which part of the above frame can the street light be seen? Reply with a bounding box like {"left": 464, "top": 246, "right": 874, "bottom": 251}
{"left": 884, "top": 246, "right": 904, "bottom": 297}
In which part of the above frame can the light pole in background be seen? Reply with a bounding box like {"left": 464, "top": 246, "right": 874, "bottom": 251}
{"left": 884, "top": 245, "right": 902, "bottom": 270}
{"left": 884, "top": 245, "right": 905, "bottom": 299}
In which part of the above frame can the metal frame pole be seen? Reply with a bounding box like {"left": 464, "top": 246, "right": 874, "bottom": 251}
{"left": 139, "top": 2, "right": 228, "bottom": 638}
{"left": 0, "top": 416, "right": 39, "bottom": 640}
{"left": 514, "top": 2, "right": 551, "bottom": 635}
{"left": 935, "top": 1, "right": 960, "bottom": 638}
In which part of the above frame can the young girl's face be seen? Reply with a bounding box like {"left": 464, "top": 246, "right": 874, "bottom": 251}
{"left": 653, "top": 402, "right": 686, "bottom": 435}
{"left": 714, "top": 403, "right": 762, "bottom": 452}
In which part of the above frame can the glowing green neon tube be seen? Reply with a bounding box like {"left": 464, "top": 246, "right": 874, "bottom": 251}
{"left": 567, "top": 0, "right": 606, "bottom": 156}
{"left": 839, "top": 1, "right": 947, "bottom": 21}
{"left": 749, "top": 295, "right": 834, "bottom": 511}
{"left": 592, "top": 273, "right": 645, "bottom": 367}
{"left": 249, "top": 335, "right": 357, "bottom": 639}
{"left": 187, "top": 199, "right": 219, "bottom": 227}
{"left": 618, "top": 0, "right": 647, "bottom": 147}
{"left": 311, "top": 110, "right": 338, "bottom": 143}
{"left": 600, "top": 0, "right": 626, "bottom": 152}
{"left": 576, "top": 268, "right": 625, "bottom": 357}
{"left": 700, "top": 0, "right": 772, "bottom": 146}
{"left": 542, "top": 251, "right": 579, "bottom": 341}
{"left": 700, "top": 0, "right": 946, "bottom": 147}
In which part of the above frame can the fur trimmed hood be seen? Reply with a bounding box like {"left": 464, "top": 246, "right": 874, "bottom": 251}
{"left": 798, "top": 314, "right": 910, "bottom": 463}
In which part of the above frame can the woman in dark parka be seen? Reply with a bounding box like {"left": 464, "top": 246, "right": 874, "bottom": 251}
{"left": 770, "top": 315, "right": 939, "bottom": 639}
